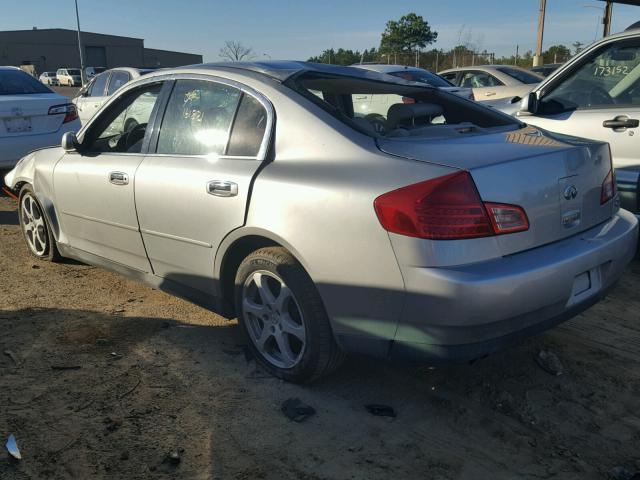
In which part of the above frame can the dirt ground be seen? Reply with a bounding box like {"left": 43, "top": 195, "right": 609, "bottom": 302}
{"left": 1, "top": 190, "right": 639, "bottom": 480}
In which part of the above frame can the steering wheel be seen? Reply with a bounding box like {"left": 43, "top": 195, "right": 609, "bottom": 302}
{"left": 122, "top": 122, "right": 147, "bottom": 151}
{"left": 365, "top": 114, "right": 387, "bottom": 135}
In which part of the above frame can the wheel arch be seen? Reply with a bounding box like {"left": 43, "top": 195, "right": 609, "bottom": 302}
{"left": 215, "top": 227, "right": 310, "bottom": 317}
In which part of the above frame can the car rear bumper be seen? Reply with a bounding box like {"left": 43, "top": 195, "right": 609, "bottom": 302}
{"left": 388, "top": 208, "right": 638, "bottom": 363}
{"left": 0, "top": 122, "right": 79, "bottom": 168}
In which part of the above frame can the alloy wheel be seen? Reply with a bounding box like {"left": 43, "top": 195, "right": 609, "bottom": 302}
{"left": 21, "top": 193, "right": 48, "bottom": 256}
{"left": 242, "top": 270, "right": 307, "bottom": 369}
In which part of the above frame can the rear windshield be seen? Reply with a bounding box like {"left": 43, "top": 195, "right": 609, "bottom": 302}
{"left": 67, "top": 69, "right": 81, "bottom": 76}
{"left": 388, "top": 70, "right": 453, "bottom": 87}
{"left": 289, "top": 72, "right": 519, "bottom": 139}
{"left": 0, "top": 70, "right": 52, "bottom": 95}
{"left": 495, "top": 66, "right": 542, "bottom": 84}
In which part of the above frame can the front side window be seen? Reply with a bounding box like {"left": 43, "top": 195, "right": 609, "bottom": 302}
{"left": 89, "top": 72, "right": 109, "bottom": 97}
{"left": 541, "top": 40, "right": 640, "bottom": 112}
{"left": 82, "top": 83, "right": 162, "bottom": 154}
{"left": 495, "top": 66, "right": 542, "bottom": 84}
{"left": 107, "top": 71, "right": 131, "bottom": 96}
{"left": 156, "top": 79, "right": 241, "bottom": 156}
{"left": 440, "top": 72, "right": 459, "bottom": 85}
{"left": 460, "top": 71, "right": 504, "bottom": 88}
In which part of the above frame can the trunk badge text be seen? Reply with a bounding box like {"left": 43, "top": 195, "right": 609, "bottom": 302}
{"left": 563, "top": 185, "right": 578, "bottom": 200}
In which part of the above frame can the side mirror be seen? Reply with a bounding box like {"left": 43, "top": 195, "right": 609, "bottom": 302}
{"left": 61, "top": 131, "right": 79, "bottom": 152}
{"left": 517, "top": 91, "right": 538, "bottom": 116}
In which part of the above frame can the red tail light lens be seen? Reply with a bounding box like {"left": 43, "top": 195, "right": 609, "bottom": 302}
{"left": 48, "top": 103, "right": 78, "bottom": 124}
{"left": 402, "top": 96, "right": 416, "bottom": 104}
{"left": 374, "top": 171, "right": 528, "bottom": 240}
{"left": 601, "top": 169, "right": 616, "bottom": 204}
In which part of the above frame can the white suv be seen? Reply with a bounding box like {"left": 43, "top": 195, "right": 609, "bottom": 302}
{"left": 56, "top": 68, "right": 82, "bottom": 87}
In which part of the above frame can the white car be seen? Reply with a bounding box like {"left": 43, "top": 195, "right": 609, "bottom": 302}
{"left": 73, "top": 67, "right": 154, "bottom": 124}
{"left": 39, "top": 72, "right": 59, "bottom": 86}
{"left": 56, "top": 68, "right": 82, "bottom": 87}
{"left": 439, "top": 65, "right": 543, "bottom": 101}
{"left": 0, "top": 67, "right": 80, "bottom": 168}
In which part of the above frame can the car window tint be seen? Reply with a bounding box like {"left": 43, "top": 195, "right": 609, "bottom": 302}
{"left": 440, "top": 72, "right": 459, "bottom": 85}
{"left": 107, "top": 71, "right": 131, "bottom": 96}
{"left": 83, "top": 83, "right": 161, "bottom": 154}
{"left": 157, "top": 79, "right": 241, "bottom": 156}
{"left": 227, "top": 94, "right": 268, "bottom": 156}
{"left": 89, "top": 73, "right": 109, "bottom": 97}
{"left": 460, "top": 71, "right": 503, "bottom": 88}
{"left": 543, "top": 41, "right": 640, "bottom": 111}
{"left": 495, "top": 66, "right": 542, "bottom": 84}
{"left": 0, "top": 69, "right": 51, "bottom": 95}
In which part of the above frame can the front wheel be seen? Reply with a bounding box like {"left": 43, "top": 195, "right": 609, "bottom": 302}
{"left": 18, "top": 185, "right": 60, "bottom": 261}
{"left": 235, "top": 247, "right": 344, "bottom": 383}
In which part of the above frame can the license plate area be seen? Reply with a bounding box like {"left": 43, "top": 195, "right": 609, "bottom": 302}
{"left": 4, "top": 117, "right": 32, "bottom": 133}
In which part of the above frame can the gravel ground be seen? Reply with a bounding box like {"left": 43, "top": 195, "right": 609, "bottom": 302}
{"left": 1, "top": 188, "right": 639, "bottom": 479}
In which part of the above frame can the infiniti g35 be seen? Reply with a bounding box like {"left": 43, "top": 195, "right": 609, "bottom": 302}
{"left": 5, "top": 62, "right": 638, "bottom": 382}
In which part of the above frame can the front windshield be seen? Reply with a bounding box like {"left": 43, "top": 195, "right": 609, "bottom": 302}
{"left": 541, "top": 42, "right": 640, "bottom": 113}
{"left": 388, "top": 70, "right": 453, "bottom": 88}
{"left": 290, "top": 72, "right": 518, "bottom": 138}
{"left": 0, "top": 69, "right": 52, "bottom": 95}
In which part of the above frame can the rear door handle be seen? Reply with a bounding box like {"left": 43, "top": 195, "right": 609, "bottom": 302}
{"left": 484, "top": 92, "right": 496, "bottom": 96}
{"left": 109, "top": 171, "right": 129, "bottom": 185}
{"left": 603, "top": 116, "right": 639, "bottom": 130}
{"left": 207, "top": 180, "right": 238, "bottom": 197}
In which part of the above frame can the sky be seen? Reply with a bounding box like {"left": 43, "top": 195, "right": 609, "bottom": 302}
{"left": 3, "top": 0, "right": 640, "bottom": 61}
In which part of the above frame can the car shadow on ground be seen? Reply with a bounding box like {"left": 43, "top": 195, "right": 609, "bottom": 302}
{"left": 1, "top": 302, "right": 639, "bottom": 479}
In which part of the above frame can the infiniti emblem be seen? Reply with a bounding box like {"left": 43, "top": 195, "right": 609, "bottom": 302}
{"left": 563, "top": 185, "right": 578, "bottom": 200}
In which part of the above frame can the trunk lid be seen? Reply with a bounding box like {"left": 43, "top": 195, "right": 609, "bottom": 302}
{"left": 377, "top": 125, "right": 614, "bottom": 255}
{"left": 0, "top": 93, "right": 67, "bottom": 137}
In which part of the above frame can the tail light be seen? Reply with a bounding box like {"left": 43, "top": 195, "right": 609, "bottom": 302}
{"left": 402, "top": 96, "right": 416, "bottom": 104}
{"left": 601, "top": 169, "right": 616, "bottom": 204}
{"left": 374, "top": 171, "right": 528, "bottom": 240}
{"left": 48, "top": 103, "right": 78, "bottom": 124}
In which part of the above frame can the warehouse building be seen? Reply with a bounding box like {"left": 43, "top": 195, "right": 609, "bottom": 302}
{"left": 0, "top": 28, "right": 202, "bottom": 74}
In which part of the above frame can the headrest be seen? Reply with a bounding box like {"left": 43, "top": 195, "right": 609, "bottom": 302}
{"left": 387, "top": 103, "right": 444, "bottom": 128}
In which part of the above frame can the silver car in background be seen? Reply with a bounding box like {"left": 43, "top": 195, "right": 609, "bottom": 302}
{"left": 73, "top": 67, "right": 155, "bottom": 124}
{"left": 439, "top": 65, "right": 543, "bottom": 101}
{"left": 5, "top": 62, "right": 637, "bottom": 382}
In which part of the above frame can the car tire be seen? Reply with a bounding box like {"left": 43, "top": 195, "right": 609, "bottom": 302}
{"left": 235, "top": 247, "right": 345, "bottom": 383}
{"left": 18, "top": 185, "right": 60, "bottom": 262}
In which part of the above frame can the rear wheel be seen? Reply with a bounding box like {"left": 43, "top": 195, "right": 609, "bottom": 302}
{"left": 18, "top": 185, "right": 60, "bottom": 261}
{"left": 235, "top": 247, "right": 344, "bottom": 383}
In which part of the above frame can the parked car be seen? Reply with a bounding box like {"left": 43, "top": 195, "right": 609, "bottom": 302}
{"left": 5, "top": 61, "right": 637, "bottom": 382}
{"left": 39, "top": 71, "right": 59, "bottom": 86}
{"left": 56, "top": 68, "right": 82, "bottom": 87}
{"left": 85, "top": 66, "right": 106, "bottom": 80}
{"left": 530, "top": 63, "right": 563, "bottom": 77}
{"left": 439, "top": 65, "right": 543, "bottom": 101}
{"left": 353, "top": 64, "right": 474, "bottom": 100}
{"left": 73, "top": 67, "right": 154, "bottom": 124}
{"left": 493, "top": 28, "right": 640, "bottom": 215}
{"left": 0, "top": 66, "right": 80, "bottom": 169}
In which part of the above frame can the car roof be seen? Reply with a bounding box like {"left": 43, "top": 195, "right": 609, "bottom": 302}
{"left": 175, "top": 60, "right": 417, "bottom": 83}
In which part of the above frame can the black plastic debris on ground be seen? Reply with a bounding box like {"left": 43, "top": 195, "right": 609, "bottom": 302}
{"left": 281, "top": 398, "right": 316, "bottom": 422}
{"left": 535, "top": 350, "right": 564, "bottom": 376}
{"left": 365, "top": 404, "right": 397, "bottom": 417}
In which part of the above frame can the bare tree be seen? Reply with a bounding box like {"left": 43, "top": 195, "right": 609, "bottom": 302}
{"left": 219, "top": 41, "right": 255, "bottom": 62}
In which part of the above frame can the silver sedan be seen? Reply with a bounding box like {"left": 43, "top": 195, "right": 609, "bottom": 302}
{"left": 5, "top": 62, "right": 638, "bottom": 382}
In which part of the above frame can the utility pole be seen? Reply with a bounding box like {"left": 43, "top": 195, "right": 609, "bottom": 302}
{"left": 602, "top": 0, "right": 613, "bottom": 37}
{"left": 514, "top": 45, "right": 519, "bottom": 65}
{"left": 533, "top": 0, "right": 546, "bottom": 67}
{"left": 435, "top": 51, "right": 439, "bottom": 72}
{"left": 74, "top": 0, "right": 86, "bottom": 85}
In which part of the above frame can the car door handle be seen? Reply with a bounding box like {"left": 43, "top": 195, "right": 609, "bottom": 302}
{"left": 602, "top": 116, "right": 639, "bottom": 130}
{"left": 207, "top": 180, "right": 238, "bottom": 197}
{"left": 109, "top": 171, "right": 129, "bottom": 185}
{"left": 484, "top": 92, "right": 496, "bottom": 96}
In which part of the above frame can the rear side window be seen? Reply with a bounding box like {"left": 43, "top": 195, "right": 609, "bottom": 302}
{"left": 156, "top": 79, "right": 241, "bottom": 156}
{"left": 0, "top": 69, "right": 51, "bottom": 95}
{"left": 107, "top": 71, "right": 131, "bottom": 95}
{"left": 227, "top": 94, "right": 268, "bottom": 156}
{"left": 495, "top": 66, "right": 542, "bottom": 84}
{"left": 89, "top": 72, "right": 109, "bottom": 97}
{"left": 440, "top": 72, "right": 459, "bottom": 85}
{"left": 460, "top": 71, "right": 503, "bottom": 88}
